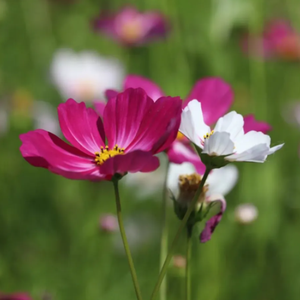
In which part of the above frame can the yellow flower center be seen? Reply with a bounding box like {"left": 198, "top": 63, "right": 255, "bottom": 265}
{"left": 120, "top": 20, "right": 143, "bottom": 42}
{"left": 203, "top": 130, "right": 214, "bottom": 140}
{"left": 178, "top": 173, "right": 208, "bottom": 205}
{"left": 95, "top": 144, "right": 125, "bottom": 165}
{"left": 176, "top": 131, "right": 185, "bottom": 141}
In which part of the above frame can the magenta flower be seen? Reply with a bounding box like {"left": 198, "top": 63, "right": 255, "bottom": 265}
{"left": 242, "top": 19, "right": 300, "bottom": 60}
{"left": 93, "top": 7, "right": 168, "bottom": 46}
{"left": 20, "top": 88, "right": 182, "bottom": 181}
{"left": 0, "top": 293, "right": 31, "bottom": 300}
{"left": 98, "top": 75, "right": 271, "bottom": 172}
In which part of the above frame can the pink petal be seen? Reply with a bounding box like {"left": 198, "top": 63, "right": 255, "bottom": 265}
{"left": 127, "top": 95, "right": 182, "bottom": 153}
{"left": 58, "top": 99, "right": 105, "bottom": 156}
{"left": 0, "top": 294, "right": 32, "bottom": 300}
{"left": 124, "top": 75, "right": 164, "bottom": 101}
{"left": 243, "top": 114, "right": 272, "bottom": 133}
{"left": 92, "top": 12, "right": 118, "bottom": 39}
{"left": 100, "top": 150, "right": 160, "bottom": 175}
{"left": 200, "top": 195, "right": 226, "bottom": 243}
{"left": 184, "top": 78, "right": 233, "bottom": 125}
{"left": 105, "top": 89, "right": 119, "bottom": 101}
{"left": 20, "top": 129, "right": 105, "bottom": 181}
{"left": 166, "top": 141, "right": 206, "bottom": 174}
{"left": 94, "top": 101, "right": 106, "bottom": 117}
{"left": 143, "top": 13, "right": 168, "bottom": 41}
{"left": 103, "top": 88, "right": 153, "bottom": 149}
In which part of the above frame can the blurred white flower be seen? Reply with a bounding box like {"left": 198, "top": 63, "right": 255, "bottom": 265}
{"left": 31, "top": 101, "right": 60, "bottom": 135}
{"left": 50, "top": 48, "right": 125, "bottom": 102}
{"left": 122, "top": 154, "right": 168, "bottom": 199}
{"left": 167, "top": 162, "right": 238, "bottom": 242}
{"left": 167, "top": 162, "right": 238, "bottom": 200}
{"left": 235, "top": 203, "right": 258, "bottom": 224}
{"left": 113, "top": 214, "right": 158, "bottom": 254}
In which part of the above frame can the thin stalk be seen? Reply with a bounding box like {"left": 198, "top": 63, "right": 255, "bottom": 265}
{"left": 185, "top": 227, "right": 193, "bottom": 300}
{"left": 112, "top": 180, "right": 143, "bottom": 300}
{"left": 150, "top": 167, "right": 211, "bottom": 300}
{"left": 159, "top": 160, "right": 170, "bottom": 300}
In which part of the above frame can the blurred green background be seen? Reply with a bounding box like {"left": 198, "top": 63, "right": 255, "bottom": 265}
{"left": 0, "top": 0, "right": 299, "bottom": 299}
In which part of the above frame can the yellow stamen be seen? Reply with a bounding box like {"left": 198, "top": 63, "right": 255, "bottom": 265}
{"left": 95, "top": 144, "right": 125, "bottom": 165}
{"left": 203, "top": 130, "right": 214, "bottom": 140}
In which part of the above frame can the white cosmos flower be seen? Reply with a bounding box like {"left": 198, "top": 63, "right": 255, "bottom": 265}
{"left": 32, "top": 101, "right": 60, "bottom": 135}
{"left": 50, "top": 48, "right": 125, "bottom": 102}
{"left": 167, "top": 162, "right": 238, "bottom": 199}
{"left": 167, "top": 162, "right": 238, "bottom": 242}
{"left": 180, "top": 100, "right": 284, "bottom": 163}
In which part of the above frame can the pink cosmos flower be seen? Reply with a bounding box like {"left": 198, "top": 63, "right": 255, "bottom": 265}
{"left": 92, "top": 7, "right": 168, "bottom": 46}
{"left": 20, "top": 88, "right": 182, "bottom": 181}
{"left": 242, "top": 19, "right": 300, "bottom": 60}
{"left": 97, "top": 75, "right": 271, "bottom": 172}
{"left": 0, "top": 293, "right": 32, "bottom": 300}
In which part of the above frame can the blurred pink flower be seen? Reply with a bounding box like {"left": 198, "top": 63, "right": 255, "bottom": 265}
{"left": 242, "top": 19, "right": 300, "bottom": 60}
{"left": 93, "top": 7, "right": 168, "bottom": 46}
{"left": 0, "top": 293, "right": 31, "bottom": 300}
{"left": 97, "top": 75, "right": 271, "bottom": 173}
{"left": 99, "top": 214, "right": 118, "bottom": 232}
{"left": 20, "top": 88, "right": 182, "bottom": 181}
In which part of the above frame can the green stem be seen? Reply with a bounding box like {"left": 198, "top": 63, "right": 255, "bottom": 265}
{"left": 112, "top": 180, "right": 143, "bottom": 300}
{"left": 159, "top": 161, "right": 170, "bottom": 300}
{"left": 150, "top": 167, "right": 211, "bottom": 300}
{"left": 185, "top": 227, "right": 193, "bottom": 300}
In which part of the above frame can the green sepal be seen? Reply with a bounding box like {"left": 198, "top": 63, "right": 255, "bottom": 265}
{"left": 193, "top": 144, "right": 230, "bottom": 169}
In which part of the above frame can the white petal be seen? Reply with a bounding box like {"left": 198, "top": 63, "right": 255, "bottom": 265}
{"left": 167, "top": 162, "right": 196, "bottom": 197}
{"left": 214, "top": 111, "right": 244, "bottom": 142}
{"left": 203, "top": 132, "right": 235, "bottom": 156}
{"left": 226, "top": 143, "right": 269, "bottom": 162}
{"left": 206, "top": 165, "right": 238, "bottom": 196}
{"left": 234, "top": 131, "right": 270, "bottom": 153}
{"left": 268, "top": 143, "right": 284, "bottom": 155}
{"left": 179, "top": 100, "right": 210, "bottom": 148}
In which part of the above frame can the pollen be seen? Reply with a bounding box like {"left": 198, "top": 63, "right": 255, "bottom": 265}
{"left": 94, "top": 144, "right": 125, "bottom": 165}
{"left": 203, "top": 130, "right": 214, "bottom": 140}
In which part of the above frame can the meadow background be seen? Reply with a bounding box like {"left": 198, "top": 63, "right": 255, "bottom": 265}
{"left": 0, "top": 0, "right": 299, "bottom": 299}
